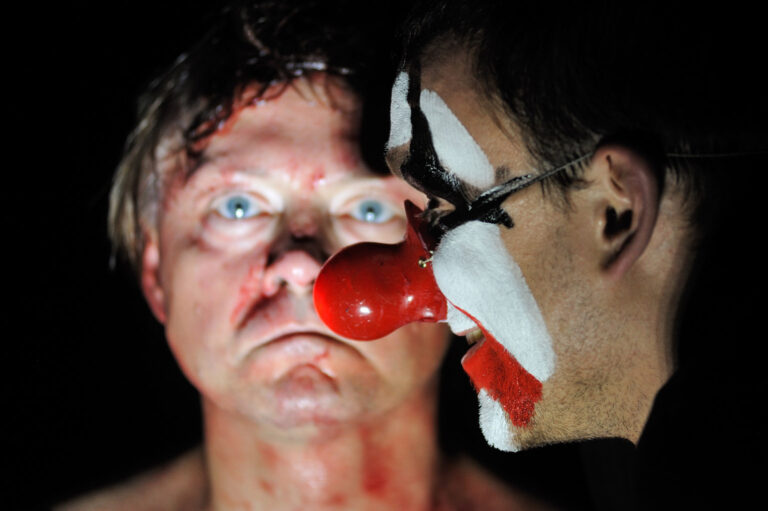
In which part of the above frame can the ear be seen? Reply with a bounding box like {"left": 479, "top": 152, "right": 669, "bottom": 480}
{"left": 140, "top": 233, "right": 167, "bottom": 324}
{"left": 589, "top": 144, "right": 660, "bottom": 279}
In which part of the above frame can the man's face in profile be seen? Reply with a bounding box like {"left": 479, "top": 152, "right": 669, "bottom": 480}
{"left": 386, "top": 48, "right": 622, "bottom": 451}
{"left": 141, "top": 76, "right": 448, "bottom": 432}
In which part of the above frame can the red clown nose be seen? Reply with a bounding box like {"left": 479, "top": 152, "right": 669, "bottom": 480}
{"left": 313, "top": 201, "right": 447, "bottom": 340}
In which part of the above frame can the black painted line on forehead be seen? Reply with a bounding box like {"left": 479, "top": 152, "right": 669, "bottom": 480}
{"left": 399, "top": 62, "right": 469, "bottom": 209}
{"left": 397, "top": 61, "right": 564, "bottom": 235}
{"left": 398, "top": 62, "right": 514, "bottom": 232}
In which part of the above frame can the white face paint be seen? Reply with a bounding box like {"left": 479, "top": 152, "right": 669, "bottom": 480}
{"left": 432, "top": 221, "right": 555, "bottom": 382}
{"left": 477, "top": 389, "right": 518, "bottom": 452}
{"left": 419, "top": 89, "right": 495, "bottom": 189}
{"left": 387, "top": 72, "right": 412, "bottom": 150}
{"left": 421, "top": 89, "right": 555, "bottom": 451}
{"left": 445, "top": 301, "right": 476, "bottom": 333}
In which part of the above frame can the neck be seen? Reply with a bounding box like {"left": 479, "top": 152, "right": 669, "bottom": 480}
{"left": 201, "top": 382, "right": 442, "bottom": 511}
{"left": 618, "top": 209, "right": 692, "bottom": 444}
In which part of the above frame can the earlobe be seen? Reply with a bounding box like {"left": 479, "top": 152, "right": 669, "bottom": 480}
{"left": 141, "top": 235, "right": 167, "bottom": 324}
{"left": 591, "top": 145, "right": 660, "bottom": 279}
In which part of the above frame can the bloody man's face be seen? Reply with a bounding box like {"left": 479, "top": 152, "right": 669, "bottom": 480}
{"left": 141, "top": 76, "right": 448, "bottom": 433}
{"left": 383, "top": 51, "right": 594, "bottom": 451}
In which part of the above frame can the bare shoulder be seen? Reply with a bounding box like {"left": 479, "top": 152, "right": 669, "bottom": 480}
{"left": 437, "top": 457, "right": 557, "bottom": 511}
{"left": 55, "top": 448, "right": 207, "bottom": 511}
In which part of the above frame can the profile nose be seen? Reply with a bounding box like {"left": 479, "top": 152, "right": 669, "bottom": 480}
{"left": 263, "top": 251, "right": 322, "bottom": 297}
{"left": 313, "top": 201, "right": 447, "bottom": 340}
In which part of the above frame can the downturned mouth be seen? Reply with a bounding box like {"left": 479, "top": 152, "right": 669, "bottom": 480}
{"left": 236, "top": 327, "right": 350, "bottom": 364}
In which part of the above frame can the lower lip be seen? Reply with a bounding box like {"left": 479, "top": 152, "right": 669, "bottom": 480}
{"left": 461, "top": 334, "right": 486, "bottom": 364}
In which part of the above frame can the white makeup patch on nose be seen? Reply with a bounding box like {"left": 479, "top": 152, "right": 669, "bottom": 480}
{"left": 419, "top": 89, "right": 495, "bottom": 189}
{"left": 386, "top": 71, "right": 412, "bottom": 150}
{"left": 477, "top": 389, "right": 519, "bottom": 451}
{"left": 432, "top": 220, "right": 555, "bottom": 382}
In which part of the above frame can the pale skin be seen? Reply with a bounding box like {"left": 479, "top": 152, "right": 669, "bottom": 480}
{"left": 58, "top": 75, "right": 552, "bottom": 510}
{"left": 387, "top": 44, "right": 695, "bottom": 450}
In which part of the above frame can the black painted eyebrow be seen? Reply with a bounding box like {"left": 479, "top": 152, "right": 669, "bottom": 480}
{"left": 438, "top": 159, "right": 586, "bottom": 230}
{"left": 398, "top": 62, "right": 517, "bottom": 232}
{"left": 396, "top": 62, "right": 587, "bottom": 235}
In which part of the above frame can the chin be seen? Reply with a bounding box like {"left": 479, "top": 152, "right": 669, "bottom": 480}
{"left": 232, "top": 368, "right": 375, "bottom": 431}
{"left": 475, "top": 389, "right": 522, "bottom": 452}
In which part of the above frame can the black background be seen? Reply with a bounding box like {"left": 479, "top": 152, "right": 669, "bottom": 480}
{"left": 13, "top": 2, "right": 220, "bottom": 508}
{"left": 10, "top": 2, "right": 767, "bottom": 510}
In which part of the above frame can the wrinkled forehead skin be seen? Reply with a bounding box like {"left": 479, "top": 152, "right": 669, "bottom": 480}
{"left": 386, "top": 66, "right": 556, "bottom": 452}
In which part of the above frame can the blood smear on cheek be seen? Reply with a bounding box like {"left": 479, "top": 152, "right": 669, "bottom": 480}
{"left": 229, "top": 263, "right": 264, "bottom": 325}
{"left": 462, "top": 331, "right": 542, "bottom": 427}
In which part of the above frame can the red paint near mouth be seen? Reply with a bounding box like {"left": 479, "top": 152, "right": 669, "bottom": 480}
{"left": 460, "top": 319, "right": 542, "bottom": 427}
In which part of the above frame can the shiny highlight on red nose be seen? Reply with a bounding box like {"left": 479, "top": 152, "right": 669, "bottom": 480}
{"left": 313, "top": 201, "right": 447, "bottom": 340}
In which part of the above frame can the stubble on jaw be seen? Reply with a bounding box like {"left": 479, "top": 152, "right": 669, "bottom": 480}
{"left": 410, "top": 41, "right": 644, "bottom": 447}
{"left": 501, "top": 219, "right": 647, "bottom": 446}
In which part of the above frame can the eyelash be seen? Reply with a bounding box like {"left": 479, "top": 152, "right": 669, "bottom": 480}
{"left": 212, "top": 191, "right": 275, "bottom": 221}
{"left": 348, "top": 198, "right": 397, "bottom": 224}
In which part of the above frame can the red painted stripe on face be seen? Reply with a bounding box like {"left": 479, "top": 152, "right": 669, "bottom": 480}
{"left": 458, "top": 309, "right": 543, "bottom": 427}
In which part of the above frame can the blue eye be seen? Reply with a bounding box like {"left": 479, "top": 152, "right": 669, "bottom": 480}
{"left": 217, "top": 194, "right": 260, "bottom": 219}
{"left": 352, "top": 199, "right": 394, "bottom": 223}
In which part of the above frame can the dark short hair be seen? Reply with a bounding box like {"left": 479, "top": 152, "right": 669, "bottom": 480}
{"left": 398, "top": 1, "right": 766, "bottom": 225}
{"left": 109, "top": 0, "right": 401, "bottom": 271}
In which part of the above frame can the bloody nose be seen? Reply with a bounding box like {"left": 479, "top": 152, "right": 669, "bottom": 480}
{"left": 313, "top": 201, "right": 447, "bottom": 340}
